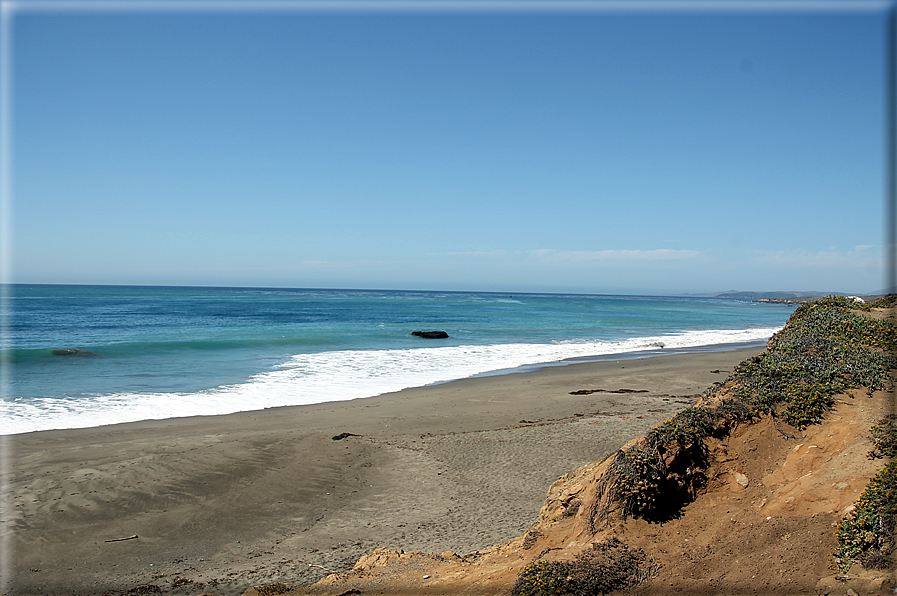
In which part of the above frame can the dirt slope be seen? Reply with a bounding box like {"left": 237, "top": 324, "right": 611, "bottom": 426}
{"left": 251, "top": 389, "right": 891, "bottom": 596}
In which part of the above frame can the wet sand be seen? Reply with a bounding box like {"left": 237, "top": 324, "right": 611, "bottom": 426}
{"left": 6, "top": 346, "right": 762, "bottom": 596}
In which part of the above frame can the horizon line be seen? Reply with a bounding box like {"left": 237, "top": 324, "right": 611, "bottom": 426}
{"left": 3, "top": 282, "right": 882, "bottom": 298}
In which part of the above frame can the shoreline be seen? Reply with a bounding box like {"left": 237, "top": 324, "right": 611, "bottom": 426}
{"left": 5, "top": 338, "right": 772, "bottom": 437}
{"left": 8, "top": 346, "right": 763, "bottom": 595}
{"left": 466, "top": 337, "right": 768, "bottom": 379}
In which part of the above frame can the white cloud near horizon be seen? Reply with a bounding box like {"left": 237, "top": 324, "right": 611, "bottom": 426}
{"left": 533, "top": 249, "right": 703, "bottom": 262}
{"left": 442, "top": 250, "right": 510, "bottom": 258}
{"left": 442, "top": 248, "right": 703, "bottom": 261}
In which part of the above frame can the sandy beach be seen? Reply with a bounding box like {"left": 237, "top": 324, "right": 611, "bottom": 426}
{"left": 7, "top": 346, "right": 764, "bottom": 596}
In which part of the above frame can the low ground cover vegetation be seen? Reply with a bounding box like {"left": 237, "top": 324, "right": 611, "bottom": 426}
{"left": 868, "top": 414, "right": 897, "bottom": 460}
{"left": 836, "top": 460, "right": 897, "bottom": 572}
{"left": 512, "top": 537, "right": 656, "bottom": 596}
{"left": 612, "top": 296, "right": 895, "bottom": 519}
{"left": 835, "top": 411, "right": 897, "bottom": 572}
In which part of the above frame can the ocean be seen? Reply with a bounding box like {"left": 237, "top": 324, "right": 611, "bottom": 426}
{"left": 2, "top": 284, "right": 796, "bottom": 435}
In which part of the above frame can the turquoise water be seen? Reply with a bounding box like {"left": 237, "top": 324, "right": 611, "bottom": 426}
{"left": 3, "top": 284, "right": 796, "bottom": 434}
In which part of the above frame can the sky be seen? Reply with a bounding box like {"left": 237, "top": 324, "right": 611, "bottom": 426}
{"left": 4, "top": 1, "right": 893, "bottom": 295}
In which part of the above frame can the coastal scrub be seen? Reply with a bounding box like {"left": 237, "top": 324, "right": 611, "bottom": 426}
{"left": 868, "top": 415, "right": 897, "bottom": 460}
{"left": 613, "top": 447, "right": 665, "bottom": 519}
{"left": 613, "top": 407, "right": 720, "bottom": 519}
{"left": 730, "top": 296, "right": 896, "bottom": 426}
{"left": 835, "top": 410, "right": 897, "bottom": 573}
{"left": 870, "top": 294, "right": 897, "bottom": 309}
{"left": 512, "top": 538, "right": 655, "bottom": 596}
{"left": 835, "top": 461, "right": 897, "bottom": 572}
{"left": 646, "top": 407, "right": 716, "bottom": 449}
{"left": 612, "top": 296, "right": 897, "bottom": 521}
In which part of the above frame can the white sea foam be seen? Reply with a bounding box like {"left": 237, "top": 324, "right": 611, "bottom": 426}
{"left": 1, "top": 327, "right": 781, "bottom": 435}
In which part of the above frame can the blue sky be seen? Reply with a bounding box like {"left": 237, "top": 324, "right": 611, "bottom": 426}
{"left": 5, "top": 1, "right": 891, "bottom": 295}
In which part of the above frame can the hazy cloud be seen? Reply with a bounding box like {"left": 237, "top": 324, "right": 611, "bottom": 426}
{"left": 528, "top": 249, "right": 703, "bottom": 262}
{"left": 441, "top": 249, "right": 701, "bottom": 261}
{"left": 443, "top": 250, "right": 509, "bottom": 258}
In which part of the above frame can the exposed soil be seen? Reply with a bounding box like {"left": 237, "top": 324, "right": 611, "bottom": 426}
{"left": 261, "top": 387, "right": 894, "bottom": 596}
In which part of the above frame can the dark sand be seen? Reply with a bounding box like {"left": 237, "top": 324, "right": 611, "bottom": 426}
{"left": 5, "top": 346, "right": 763, "bottom": 596}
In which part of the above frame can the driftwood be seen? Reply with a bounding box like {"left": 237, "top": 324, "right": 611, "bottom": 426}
{"left": 296, "top": 561, "right": 333, "bottom": 572}
{"left": 569, "top": 388, "right": 649, "bottom": 395}
{"left": 104, "top": 535, "right": 139, "bottom": 542}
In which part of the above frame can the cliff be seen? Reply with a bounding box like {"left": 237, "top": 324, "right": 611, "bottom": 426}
{"left": 244, "top": 296, "right": 897, "bottom": 596}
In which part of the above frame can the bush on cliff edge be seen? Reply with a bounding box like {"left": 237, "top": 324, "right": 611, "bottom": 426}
{"left": 612, "top": 296, "right": 896, "bottom": 521}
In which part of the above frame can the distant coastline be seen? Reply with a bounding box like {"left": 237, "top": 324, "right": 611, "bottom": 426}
{"left": 680, "top": 289, "right": 880, "bottom": 302}
{"left": 754, "top": 294, "right": 888, "bottom": 305}
{"left": 674, "top": 289, "right": 889, "bottom": 306}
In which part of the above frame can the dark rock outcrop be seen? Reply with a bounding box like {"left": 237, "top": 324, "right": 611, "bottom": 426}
{"left": 411, "top": 331, "right": 449, "bottom": 339}
{"left": 51, "top": 349, "right": 98, "bottom": 356}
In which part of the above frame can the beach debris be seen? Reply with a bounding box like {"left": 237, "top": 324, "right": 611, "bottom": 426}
{"left": 123, "top": 583, "right": 160, "bottom": 594}
{"left": 170, "top": 577, "right": 199, "bottom": 588}
{"left": 569, "top": 388, "right": 649, "bottom": 395}
{"left": 104, "top": 534, "right": 139, "bottom": 542}
{"left": 332, "top": 432, "right": 361, "bottom": 441}
{"left": 411, "top": 330, "right": 449, "bottom": 339}
{"left": 522, "top": 529, "right": 541, "bottom": 549}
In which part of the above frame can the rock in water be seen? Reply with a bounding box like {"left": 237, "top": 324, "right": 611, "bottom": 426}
{"left": 411, "top": 331, "right": 449, "bottom": 339}
{"left": 51, "top": 349, "right": 98, "bottom": 356}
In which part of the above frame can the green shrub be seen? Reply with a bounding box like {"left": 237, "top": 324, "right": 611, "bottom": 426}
{"left": 615, "top": 405, "right": 734, "bottom": 520}
{"left": 514, "top": 560, "right": 570, "bottom": 596}
{"left": 727, "top": 301, "right": 896, "bottom": 427}
{"left": 612, "top": 447, "right": 664, "bottom": 519}
{"left": 512, "top": 538, "right": 656, "bottom": 596}
{"left": 782, "top": 297, "right": 895, "bottom": 350}
{"left": 715, "top": 398, "right": 756, "bottom": 423}
{"left": 605, "top": 297, "right": 896, "bottom": 527}
{"left": 780, "top": 383, "right": 836, "bottom": 429}
{"left": 835, "top": 461, "right": 897, "bottom": 573}
{"left": 868, "top": 415, "right": 897, "bottom": 460}
{"left": 870, "top": 294, "right": 897, "bottom": 309}
{"left": 647, "top": 407, "right": 716, "bottom": 450}
{"left": 815, "top": 295, "right": 872, "bottom": 311}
